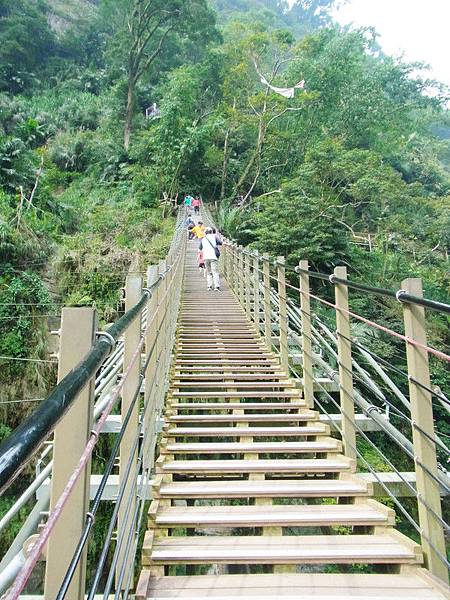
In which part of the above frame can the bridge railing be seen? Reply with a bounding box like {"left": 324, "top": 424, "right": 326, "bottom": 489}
{"left": 0, "top": 209, "right": 186, "bottom": 599}
{"left": 222, "top": 241, "right": 450, "bottom": 584}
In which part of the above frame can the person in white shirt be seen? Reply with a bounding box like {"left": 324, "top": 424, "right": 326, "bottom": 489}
{"left": 199, "top": 228, "right": 222, "bottom": 291}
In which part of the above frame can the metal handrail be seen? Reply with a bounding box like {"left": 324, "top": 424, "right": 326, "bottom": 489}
{"left": 292, "top": 265, "right": 450, "bottom": 315}
{"left": 214, "top": 226, "right": 449, "bottom": 314}
{"left": 0, "top": 288, "right": 152, "bottom": 493}
{"left": 0, "top": 211, "right": 185, "bottom": 494}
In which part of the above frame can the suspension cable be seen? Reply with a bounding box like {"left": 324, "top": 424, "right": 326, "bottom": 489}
{"left": 312, "top": 387, "right": 450, "bottom": 568}
{"left": 295, "top": 286, "right": 450, "bottom": 363}
{"left": 291, "top": 265, "right": 450, "bottom": 315}
{"left": 5, "top": 328, "right": 146, "bottom": 600}
{"left": 291, "top": 363, "right": 450, "bottom": 536}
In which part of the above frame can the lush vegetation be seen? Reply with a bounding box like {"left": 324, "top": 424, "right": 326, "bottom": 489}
{"left": 1, "top": 0, "right": 449, "bottom": 586}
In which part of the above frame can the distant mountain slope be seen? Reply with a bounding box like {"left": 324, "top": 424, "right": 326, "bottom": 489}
{"left": 210, "top": 0, "right": 337, "bottom": 36}
{"left": 46, "top": 0, "right": 98, "bottom": 32}
{"left": 45, "top": 0, "right": 336, "bottom": 37}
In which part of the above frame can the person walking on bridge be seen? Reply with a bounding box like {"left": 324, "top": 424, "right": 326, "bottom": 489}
{"left": 192, "top": 196, "right": 201, "bottom": 214}
{"left": 186, "top": 214, "right": 195, "bottom": 239}
{"left": 191, "top": 221, "right": 205, "bottom": 239}
{"left": 199, "top": 227, "right": 222, "bottom": 291}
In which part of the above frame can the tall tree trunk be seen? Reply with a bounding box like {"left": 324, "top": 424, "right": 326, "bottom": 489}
{"left": 124, "top": 77, "right": 136, "bottom": 150}
{"left": 220, "top": 98, "right": 235, "bottom": 202}
{"left": 234, "top": 148, "right": 258, "bottom": 196}
{"left": 220, "top": 127, "right": 230, "bottom": 202}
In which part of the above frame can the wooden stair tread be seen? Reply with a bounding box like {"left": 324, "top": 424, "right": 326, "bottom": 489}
{"left": 172, "top": 382, "right": 296, "bottom": 387}
{"left": 177, "top": 353, "right": 272, "bottom": 357}
{"left": 178, "top": 349, "right": 268, "bottom": 354}
{"left": 143, "top": 533, "right": 421, "bottom": 565}
{"left": 166, "top": 425, "right": 329, "bottom": 436}
{"left": 176, "top": 359, "right": 277, "bottom": 363}
{"left": 168, "top": 412, "right": 317, "bottom": 422}
{"left": 161, "top": 439, "right": 340, "bottom": 454}
{"left": 178, "top": 343, "right": 266, "bottom": 348}
{"left": 170, "top": 392, "right": 301, "bottom": 399}
{"left": 151, "top": 502, "right": 393, "bottom": 527}
{"left": 157, "top": 478, "right": 369, "bottom": 498}
{"left": 178, "top": 335, "right": 258, "bottom": 339}
{"left": 178, "top": 329, "right": 255, "bottom": 333}
{"left": 169, "top": 402, "right": 306, "bottom": 410}
{"left": 174, "top": 366, "right": 283, "bottom": 371}
{"left": 158, "top": 457, "right": 353, "bottom": 474}
{"left": 137, "top": 572, "right": 450, "bottom": 600}
{"left": 173, "top": 374, "right": 289, "bottom": 380}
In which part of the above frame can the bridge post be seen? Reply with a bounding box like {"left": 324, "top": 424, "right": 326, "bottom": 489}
{"left": 143, "top": 265, "right": 159, "bottom": 472}
{"left": 299, "top": 260, "right": 314, "bottom": 409}
{"left": 222, "top": 242, "right": 229, "bottom": 281}
{"left": 276, "top": 256, "right": 289, "bottom": 371}
{"left": 333, "top": 266, "right": 356, "bottom": 460}
{"left": 238, "top": 246, "right": 245, "bottom": 307}
{"left": 228, "top": 244, "right": 234, "bottom": 295}
{"left": 233, "top": 245, "right": 239, "bottom": 300}
{"left": 157, "top": 259, "right": 168, "bottom": 416}
{"left": 44, "top": 307, "right": 96, "bottom": 600}
{"left": 262, "top": 253, "right": 271, "bottom": 349}
{"left": 231, "top": 244, "right": 237, "bottom": 295}
{"left": 401, "top": 277, "right": 448, "bottom": 583}
{"left": 116, "top": 274, "right": 142, "bottom": 590}
{"left": 253, "top": 250, "right": 260, "bottom": 329}
{"left": 244, "top": 251, "right": 252, "bottom": 318}
{"left": 230, "top": 244, "right": 237, "bottom": 297}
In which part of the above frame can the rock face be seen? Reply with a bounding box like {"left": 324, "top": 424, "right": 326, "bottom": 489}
{"left": 46, "top": 0, "right": 98, "bottom": 33}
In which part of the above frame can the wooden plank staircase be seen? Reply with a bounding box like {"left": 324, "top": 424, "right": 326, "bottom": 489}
{"left": 136, "top": 244, "right": 450, "bottom": 600}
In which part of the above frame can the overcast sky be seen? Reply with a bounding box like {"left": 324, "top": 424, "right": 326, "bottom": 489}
{"left": 331, "top": 0, "right": 450, "bottom": 87}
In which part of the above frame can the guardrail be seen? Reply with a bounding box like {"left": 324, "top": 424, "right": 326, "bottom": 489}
{"left": 221, "top": 239, "right": 450, "bottom": 585}
{"left": 0, "top": 208, "right": 187, "bottom": 599}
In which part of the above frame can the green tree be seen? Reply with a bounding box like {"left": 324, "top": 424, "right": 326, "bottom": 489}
{"left": 131, "top": 58, "right": 222, "bottom": 198}
{"left": 0, "top": 0, "right": 55, "bottom": 93}
{"left": 251, "top": 169, "right": 350, "bottom": 270}
{"left": 101, "top": 0, "right": 217, "bottom": 149}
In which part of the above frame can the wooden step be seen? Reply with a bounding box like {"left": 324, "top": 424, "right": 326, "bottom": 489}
{"left": 168, "top": 411, "right": 317, "bottom": 423}
{"left": 178, "top": 342, "right": 265, "bottom": 347}
{"left": 161, "top": 439, "right": 341, "bottom": 454}
{"left": 178, "top": 333, "right": 257, "bottom": 338}
{"left": 178, "top": 354, "right": 272, "bottom": 360}
{"left": 172, "top": 381, "right": 296, "bottom": 388}
{"left": 179, "top": 326, "right": 251, "bottom": 330}
{"left": 137, "top": 571, "right": 450, "bottom": 600}
{"left": 149, "top": 501, "right": 393, "bottom": 529}
{"left": 173, "top": 373, "right": 289, "bottom": 380}
{"left": 175, "top": 361, "right": 278, "bottom": 366}
{"left": 157, "top": 456, "right": 354, "bottom": 475}
{"left": 156, "top": 476, "right": 370, "bottom": 499}
{"left": 165, "top": 424, "right": 330, "bottom": 437}
{"left": 170, "top": 392, "right": 302, "bottom": 399}
{"left": 178, "top": 341, "right": 259, "bottom": 346}
{"left": 176, "top": 358, "right": 275, "bottom": 363}
{"left": 178, "top": 328, "right": 255, "bottom": 332}
{"left": 174, "top": 366, "right": 283, "bottom": 372}
{"left": 168, "top": 402, "right": 306, "bottom": 410}
{"left": 142, "top": 532, "right": 422, "bottom": 566}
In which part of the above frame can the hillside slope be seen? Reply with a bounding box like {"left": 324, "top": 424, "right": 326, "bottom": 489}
{"left": 47, "top": 0, "right": 98, "bottom": 31}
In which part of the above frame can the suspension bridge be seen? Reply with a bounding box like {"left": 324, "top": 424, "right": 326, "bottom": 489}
{"left": 0, "top": 207, "right": 449, "bottom": 599}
